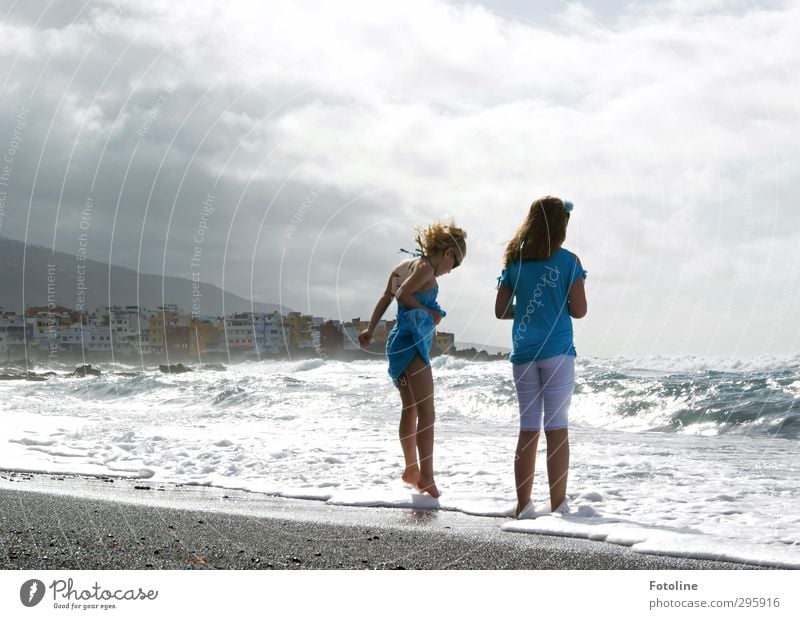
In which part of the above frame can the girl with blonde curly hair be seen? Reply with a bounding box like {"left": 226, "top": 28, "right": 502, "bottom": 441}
{"left": 359, "top": 220, "right": 467, "bottom": 498}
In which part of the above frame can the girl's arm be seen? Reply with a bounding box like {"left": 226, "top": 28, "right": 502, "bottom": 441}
{"left": 495, "top": 285, "right": 514, "bottom": 319}
{"left": 568, "top": 255, "right": 587, "bottom": 318}
{"left": 396, "top": 260, "right": 441, "bottom": 324}
{"left": 358, "top": 273, "right": 395, "bottom": 346}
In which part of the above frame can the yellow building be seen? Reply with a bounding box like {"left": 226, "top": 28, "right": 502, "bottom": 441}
{"left": 189, "top": 319, "right": 221, "bottom": 356}
{"left": 147, "top": 306, "right": 183, "bottom": 354}
{"left": 283, "top": 312, "right": 314, "bottom": 348}
{"left": 433, "top": 331, "right": 455, "bottom": 355}
{"left": 368, "top": 319, "right": 394, "bottom": 346}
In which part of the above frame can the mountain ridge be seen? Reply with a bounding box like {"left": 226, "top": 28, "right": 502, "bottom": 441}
{"left": 0, "top": 235, "right": 288, "bottom": 316}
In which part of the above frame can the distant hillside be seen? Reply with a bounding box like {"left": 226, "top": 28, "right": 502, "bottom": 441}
{"left": 0, "top": 236, "right": 288, "bottom": 316}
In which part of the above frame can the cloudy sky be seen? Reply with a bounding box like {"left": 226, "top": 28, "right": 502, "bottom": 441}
{"left": 1, "top": 0, "right": 798, "bottom": 357}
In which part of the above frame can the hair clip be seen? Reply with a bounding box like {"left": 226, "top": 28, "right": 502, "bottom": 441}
{"left": 563, "top": 200, "right": 574, "bottom": 213}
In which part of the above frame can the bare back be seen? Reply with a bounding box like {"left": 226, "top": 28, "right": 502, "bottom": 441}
{"left": 390, "top": 257, "right": 436, "bottom": 297}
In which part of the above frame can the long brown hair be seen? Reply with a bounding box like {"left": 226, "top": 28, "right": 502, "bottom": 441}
{"left": 503, "top": 196, "right": 569, "bottom": 266}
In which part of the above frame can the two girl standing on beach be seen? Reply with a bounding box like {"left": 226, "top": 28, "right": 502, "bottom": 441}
{"left": 360, "top": 197, "right": 585, "bottom": 515}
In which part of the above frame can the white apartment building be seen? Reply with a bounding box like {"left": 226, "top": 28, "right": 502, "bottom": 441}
{"left": 222, "top": 313, "right": 257, "bottom": 352}
{"left": 222, "top": 312, "right": 289, "bottom": 354}
{"left": 108, "top": 305, "right": 149, "bottom": 355}
{"left": 0, "top": 315, "right": 31, "bottom": 359}
{"left": 254, "top": 312, "right": 288, "bottom": 354}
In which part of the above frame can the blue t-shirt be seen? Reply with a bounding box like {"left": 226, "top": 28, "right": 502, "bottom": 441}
{"left": 498, "top": 247, "right": 586, "bottom": 364}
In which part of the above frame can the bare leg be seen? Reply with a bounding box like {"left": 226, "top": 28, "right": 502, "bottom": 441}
{"left": 404, "top": 355, "right": 439, "bottom": 498}
{"left": 397, "top": 375, "right": 420, "bottom": 487}
{"left": 545, "top": 428, "right": 569, "bottom": 511}
{"left": 514, "top": 430, "right": 540, "bottom": 516}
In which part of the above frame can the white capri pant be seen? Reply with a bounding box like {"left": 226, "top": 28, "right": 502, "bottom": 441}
{"left": 512, "top": 355, "right": 575, "bottom": 431}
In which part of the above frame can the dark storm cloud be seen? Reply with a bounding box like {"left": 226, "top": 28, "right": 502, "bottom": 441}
{"left": 0, "top": 1, "right": 370, "bottom": 315}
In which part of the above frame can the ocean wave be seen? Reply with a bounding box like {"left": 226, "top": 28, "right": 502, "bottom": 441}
{"left": 290, "top": 358, "right": 327, "bottom": 372}
{"left": 601, "top": 354, "right": 800, "bottom": 375}
{"left": 431, "top": 356, "right": 469, "bottom": 371}
{"left": 574, "top": 365, "right": 800, "bottom": 439}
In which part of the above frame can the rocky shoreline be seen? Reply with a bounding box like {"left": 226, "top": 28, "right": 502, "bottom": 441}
{"left": 0, "top": 362, "right": 206, "bottom": 381}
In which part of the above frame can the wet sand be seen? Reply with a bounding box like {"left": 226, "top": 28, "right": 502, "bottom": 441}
{"left": 0, "top": 471, "right": 767, "bottom": 570}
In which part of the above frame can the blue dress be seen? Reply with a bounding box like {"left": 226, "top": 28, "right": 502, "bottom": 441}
{"left": 386, "top": 286, "right": 446, "bottom": 385}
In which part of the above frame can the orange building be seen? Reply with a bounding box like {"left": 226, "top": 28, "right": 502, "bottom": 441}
{"left": 189, "top": 319, "right": 221, "bottom": 356}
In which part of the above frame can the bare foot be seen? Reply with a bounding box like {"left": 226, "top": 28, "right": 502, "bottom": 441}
{"left": 416, "top": 477, "right": 441, "bottom": 498}
{"left": 515, "top": 500, "right": 536, "bottom": 519}
{"left": 402, "top": 465, "right": 420, "bottom": 488}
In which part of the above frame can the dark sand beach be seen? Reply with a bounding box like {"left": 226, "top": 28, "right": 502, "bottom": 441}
{"left": 0, "top": 472, "right": 767, "bottom": 570}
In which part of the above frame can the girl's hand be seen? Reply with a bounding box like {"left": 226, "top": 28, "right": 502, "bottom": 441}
{"left": 357, "top": 329, "right": 373, "bottom": 347}
{"left": 428, "top": 309, "right": 442, "bottom": 326}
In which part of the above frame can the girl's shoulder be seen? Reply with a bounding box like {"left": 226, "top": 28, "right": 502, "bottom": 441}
{"left": 557, "top": 247, "right": 587, "bottom": 281}
{"left": 391, "top": 259, "right": 415, "bottom": 295}
{"left": 556, "top": 247, "right": 581, "bottom": 263}
{"left": 391, "top": 257, "right": 434, "bottom": 295}
{"left": 392, "top": 258, "right": 417, "bottom": 276}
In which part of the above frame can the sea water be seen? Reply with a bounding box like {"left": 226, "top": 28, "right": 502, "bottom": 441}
{"left": 1, "top": 355, "right": 798, "bottom": 567}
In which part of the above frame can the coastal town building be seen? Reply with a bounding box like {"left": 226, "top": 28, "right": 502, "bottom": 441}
{"left": 189, "top": 317, "right": 221, "bottom": 358}
{"left": 107, "top": 305, "right": 149, "bottom": 355}
{"left": 0, "top": 314, "right": 32, "bottom": 360}
{"left": 2, "top": 305, "right": 466, "bottom": 361}
{"left": 341, "top": 318, "right": 401, "bottom": 351}
{"left": 147, "top": 305, "right": 188, "bottom": 355}
{"left": 164, "top": 325, "right": 190, "bottom": 357}
{"left": 254, "top": 312, "right": 287, "bottom": 354}
{"left": 433, "top": 331, "right": 455, "bottom": 355}
{"left": 25, "top": 305, "right": 84, "bottom": 354}
{"left": 283, "top": 312, "right": 315, "bottom": 349}
{"left": 369, "top": 320, "right": 395, "bottom": 347}
{"left": 222, "top": 312, "right": 257, "bottom": 353}
{"left": 318, "top": 320, "right": 343, "bottom": 353}
{"left": 342, "top": 318, "right": 370, "bottom": 351}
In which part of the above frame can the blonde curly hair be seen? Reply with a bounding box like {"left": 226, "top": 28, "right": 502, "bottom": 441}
{"left": 414, "top": 220, "right": 467, "bottom": 261}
